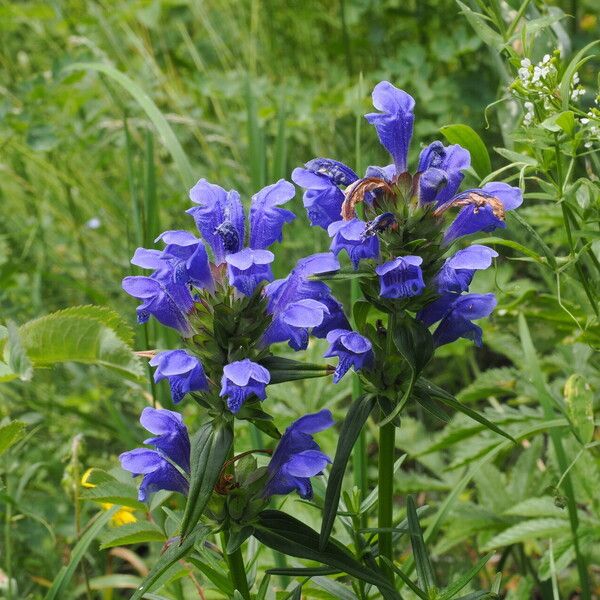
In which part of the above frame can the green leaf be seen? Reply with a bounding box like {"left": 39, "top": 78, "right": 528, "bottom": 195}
{"left": 560, "top": 40, "right": 600, "bottom": 111}
{"left": 353, "top": 300, "right": 372, "bottom": 333}
{"left": 130, "top": 525, "right": 211, "bottom": 600}
{"left": 45, "top": 508, "right": 118, "bottom": 600}
{"left": 62, "top": 63, "right": 195, "bottom": 188}
{"left": 0, "top": 421, "right": 26, "bottom": 456}
{"left": 439, "top": 552, "right": 493, "bottom": 600}
{"left": 267, "top": 566, "right": 340, "bottom": 577}
{"left": 255, "top": 510, "right": 399, "bottom": 599}
{"left": 320, "top": 393, "right": 377, "bottom": 549}
{"left": 260, "top": 355, "right": 332, "bottom": 384}
{"left": 455, "top": 1, "right": 504, "bottom": 51}
{"left": 391, "top": 312, "right": 433, "bottom": 377}
{"left": 563, "top": 374, "right": 594, "bottom": 444}
{"left": 81, "top": 480, "right": 146, "bottom": 511}
{"left": 17, "top": 306, "right": 144, "bottom": 380}
{"left": 406, "top": 496, "right": 435, "bottom": 592}
{"left": 416, "top": 379, "right": 515, "bottom": 444}
{"left": 542, "top": 111, "right": 575, "bottom": 135}
{"left": 180, "top": 420, "right": 233, "bottom": 539}
{"left": 481, "top": 518, "right": 569, "bottom": 551}
{"left": 440, "top": 123, "right": 492, "bottom": 179}
{"left": 100, "top": 521, "right": 166, "bottom": 549}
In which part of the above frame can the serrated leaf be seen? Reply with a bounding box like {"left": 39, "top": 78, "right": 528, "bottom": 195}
{"left": 180, "top": 421, "right": 233, "bottom": 539}
{"left": 503, "top": 497, "right": 567, "bottom": 519}
{"left": 481, "top": 518, "right": 569, "bottom": 551}
{"left": 320, "top": 393, "right": 377, "bottom": 549}
{"left": 440, "top": 123, "right": 492, "bottom": 179}
{"left": 100, "top": 521, "right": 166, "bottom": 549}
{"left": 0, "top": 420, "right": 26, "bottom": 456}
{"left": 255, "top": 510, "right": 399, "bottom": 599}
{"left": 18, "top": 306, "right": 143, "bottom": 380}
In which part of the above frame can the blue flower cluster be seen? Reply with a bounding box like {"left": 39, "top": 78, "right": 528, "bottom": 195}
{"left": 120, "top": 80, "right": 522, "bottom": 506}
{"left": 293, "top": 80, "right": 522, "bottom": 347}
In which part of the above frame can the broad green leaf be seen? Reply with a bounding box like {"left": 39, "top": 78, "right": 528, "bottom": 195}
{"left": 493, "top": 147, "right": 537, "bottom": 167}
{"left": 18, "top": 307, "right": 144, "bottom": 380}
{"left": 320, "top": 393, "right": 376, "bottom": 548}
{"left": 45, "top": 507, "right": 118, "bottom": 600}
{"left": 130, "top": 525, "right": 211, "bottom": 600}
{"left": 407, "top": 496, "right": 435, "bottom": 592}
{"left": 440, "top": 123, "right": 492, "bottom": 179}
{"left": 81, "top": 480, "right": 146, "bottom": 511}
{"left": 503, "top": 497, "right": 567, "bottom": 519}
{"left": 62, "top": 63, "right": 195, "bottom": 187}
{"left": 481, "top": 518, "right": 569, "bottom": 551}
{"left": 100, "top": 521, "right": 166, "bottom": 549}
{"left": 563, "top": 374, "right": 594, "bottom": 444}
{"left": 391, "top": 312, "right": 433, "bottom": 377}
{"left": 180, "top": 420, "right": 233, "bottom": 539}
{"left": 0, "top": 420, "right": 26, "bottom": 456}
{"left": 255, "top": 510, "right": 399, "bottom": 599}
{"left": 353, "top": 300, "right": 371, "bottom": 333}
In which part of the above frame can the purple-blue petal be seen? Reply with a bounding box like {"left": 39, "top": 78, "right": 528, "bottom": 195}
{"left": 365, "top": 81, "right": 415, "bottom": 174}
{"left": 249, "top": 179, "right": 296, "bottom": 249}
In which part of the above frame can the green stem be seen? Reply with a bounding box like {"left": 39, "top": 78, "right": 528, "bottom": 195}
{"left": 378, "top": 421, "right": 395, "bottom": 581}
{"left": 224, "top": 532, "right": 251, "bottom": 600}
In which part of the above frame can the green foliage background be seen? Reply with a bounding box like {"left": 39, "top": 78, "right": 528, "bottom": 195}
{"left": 1, "top": 1, "right": 599, "bottom": 599}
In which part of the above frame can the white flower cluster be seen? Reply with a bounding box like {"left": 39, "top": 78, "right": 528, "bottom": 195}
{"left": 580, "top": 107, "right": 600, "bottom": 149}
{"left": 513, "top": 52, "right": 588, "bottom": 128}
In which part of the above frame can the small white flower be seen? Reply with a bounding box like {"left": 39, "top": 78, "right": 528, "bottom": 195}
{"left": 542, "top": 54, "right": 551, "bottom": 64}
{"left": 86, "top": 218, "right": 101, "bottom": 229}
{"left": 581, "top": 118, "right": 590, "bottom": 125}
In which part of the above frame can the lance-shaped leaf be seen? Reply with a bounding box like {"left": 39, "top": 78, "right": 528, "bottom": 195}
{"left": 415, "top": 379, "right": 515, "bottom": 444}
{"left": 254, "top": 510, "right": 399, "bottom": 599}
{"left": 180, "top": 420, "right": 233, "bottom": 539}
{"left": 407, "top": 496, "right": 436, "bottom": 593}
{"left": 130, "top": 525, "right": 211, "bottom": 600}
{"left": 320, "top": 393, "right": 377, "bottom": 549}
{"left": 259, "top": 355, "right": 333, "bottom": 384}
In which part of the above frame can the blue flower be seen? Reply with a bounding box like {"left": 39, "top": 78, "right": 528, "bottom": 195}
{"left": 436, "top": 245, "right": 498, "bottom": 293}
{"left": 417, "top": 141, "right": 470, "bottom": 206}
{"left": 375, "top": 255, "right": 425, "bottom": 299}
{"left": 264, "top": 409, "right": 334, "bottom": 499}
{"left": 153, "top": 230, "right": 214, "bottom": 290}
{"left": 323, "top": 329, "right": 374, "bottom": 383}
{"left": 262, "top": 253, "right": 350, "bottom": 350}
{"left": 119, "top": 408, "right": 190, "bottom": 501}
{"left": 187, "top": 179, "right": 245, "bottom": 264}
{"left": 122, "top": 274, "right": 195, "bottom": 336}
{"left": 418, "top": 293, "right": 497, "bottom": 347}
{"left": 248, "top": 179, "right": 296, "bottom": 249}
{"left": 225, "top": 248, "right": 275, "bottom": 296}
{"left": 149, "top": 349, "right": 209, "bottom": 404}
{"left": 292, "top": 159, "right": 358, "bottom": 230}
{"left": 441, "top": 182, "right": 523, "bottom": 244}
{"left": 220, "top": 359, "right": 271, "bottom": 413}
{"left": 365, "top": 81, "right": 415, "bottom": 174}
{"left": 328, "top": 219, "right": 380, "bottom": 269}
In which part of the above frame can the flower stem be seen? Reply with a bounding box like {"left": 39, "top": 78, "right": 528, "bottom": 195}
{"left": 223, "top": 531, "right": 251, "bottom": 599}
{"left": 378, "top": 420, "right": 395, "bottom": 582}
